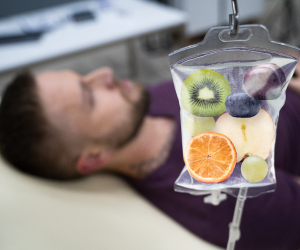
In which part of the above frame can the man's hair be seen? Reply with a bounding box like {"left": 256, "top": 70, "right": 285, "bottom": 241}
{"left": 0, "top": 71, "right": 80, "bottom": 180}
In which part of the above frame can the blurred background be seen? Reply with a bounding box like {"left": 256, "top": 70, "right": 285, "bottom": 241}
{"left": 0, "top": 0, "right": 299, "bottom": 91}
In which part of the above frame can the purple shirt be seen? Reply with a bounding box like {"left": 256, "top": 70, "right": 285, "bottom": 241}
{"left": 127, "top": 80, "right": 300, "bottom": 250}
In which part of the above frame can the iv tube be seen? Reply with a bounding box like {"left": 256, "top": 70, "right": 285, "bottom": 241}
{"left": 226, "top": 187, "right": 248, "bottom": 250}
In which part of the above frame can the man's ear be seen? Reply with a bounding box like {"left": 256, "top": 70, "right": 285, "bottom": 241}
{"left": 76, "top": 150, "right": 112, "bottom": 175}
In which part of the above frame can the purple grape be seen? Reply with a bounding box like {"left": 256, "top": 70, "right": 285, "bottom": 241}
{"left": 243, "top": 63, "right": 286, "bottom": 100}
{"left": 225, "top": 93, "right": 262, "bottom": 118}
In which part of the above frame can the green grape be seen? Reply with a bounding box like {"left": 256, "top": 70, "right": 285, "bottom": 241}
{"left": 184, "top": 115, "right": 215, "bottom": 136}
{"left": 241, "top": 155, "right": 268, "bottom": 182}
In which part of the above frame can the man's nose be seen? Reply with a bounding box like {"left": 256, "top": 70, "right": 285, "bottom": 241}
{"left": 83, "top": 67, "right": 115, "bottom": 89}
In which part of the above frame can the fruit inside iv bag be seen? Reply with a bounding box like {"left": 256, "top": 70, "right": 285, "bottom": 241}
{"left": 243, "top": 63, "right": 286, "bottom": 100}
{"left": 225, "top": 93, "right": 261, "bottom": 118}
{"left": 213, "top": 109, "right": 274, "bottom": 163}
{"left": 181, "top": 69, "right": 231, "bottom": 117}
{"left": 184, "top": 115, "right": 215, "bottom": 136}
{"left": 241, "top": 155, "right": 268, "bottom": 182}
{"left": 184, "top": 132, "right": 237, "bottom": 183}
{"left": 178, "top": 62, "right": 284, "bottom": 184}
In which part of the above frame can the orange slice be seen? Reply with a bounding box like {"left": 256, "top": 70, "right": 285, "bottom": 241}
{"left": 184, "top": 132, "right": 237, "bottom": 183}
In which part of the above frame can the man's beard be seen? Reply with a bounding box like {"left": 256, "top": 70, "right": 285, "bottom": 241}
{"left": 100, "top": 82, "right": 150, "bottom": 149}
{"left": 117, "top": 86, "right": 150, "bottom": 148}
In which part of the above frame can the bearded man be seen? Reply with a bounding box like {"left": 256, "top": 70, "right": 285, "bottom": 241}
{"left": 1, "top": 66, "right": 300, "bottom": 250}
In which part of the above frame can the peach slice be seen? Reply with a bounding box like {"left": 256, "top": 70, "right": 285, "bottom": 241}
{"left": 213, "top": 109, "right": 274, "bottom": 162}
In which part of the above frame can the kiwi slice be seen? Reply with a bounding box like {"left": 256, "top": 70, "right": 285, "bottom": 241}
{"left": 181, "top": 69, "right": 231, "bottom": 117}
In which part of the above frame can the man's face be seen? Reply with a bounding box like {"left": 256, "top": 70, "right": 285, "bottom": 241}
{"left": 36, "top": 67, "right": 149, "bottom": 151}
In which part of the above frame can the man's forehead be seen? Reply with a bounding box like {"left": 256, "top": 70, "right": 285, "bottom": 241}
{"left": 36, "top": 70, "right": 83, "bottom": 122}
{"left": 36, "top": 70, "right": 80, "bottom": 84}
{"left": 35, "top": 70, "right": 87, "bottom": 142}
{"left": 36, "top": 70, "right": 81, "bottom": 100}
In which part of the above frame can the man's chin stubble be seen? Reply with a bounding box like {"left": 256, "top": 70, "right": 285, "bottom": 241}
{"left": 116, "top": 86, "right": 150, "bottom": 149}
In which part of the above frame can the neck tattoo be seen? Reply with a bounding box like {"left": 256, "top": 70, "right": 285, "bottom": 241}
{"left": 129, "top": 120, "right": 176, "bottom": 179}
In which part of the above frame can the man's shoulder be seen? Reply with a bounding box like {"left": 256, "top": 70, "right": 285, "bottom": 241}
{"left": 147, "top": 79, "right": 179, "bottom": 116}
{"left": 147, "top": 79, "right": 175, "bottom": 96}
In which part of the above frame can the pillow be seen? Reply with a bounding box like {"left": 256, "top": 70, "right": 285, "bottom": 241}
{"left": 0, "top": 156, "right": 222, "bottom": 250}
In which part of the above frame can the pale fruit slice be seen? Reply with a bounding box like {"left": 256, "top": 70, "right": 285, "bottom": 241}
{"left": 213, "top": 109, "right": 274, "bottom": 162}
{"left": 184, "top": 115, "right": 215, "bottom": 136}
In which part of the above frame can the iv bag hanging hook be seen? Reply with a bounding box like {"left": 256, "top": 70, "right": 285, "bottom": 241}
{"left": 229, "top": 0, "right": 239, "bottom": 36}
